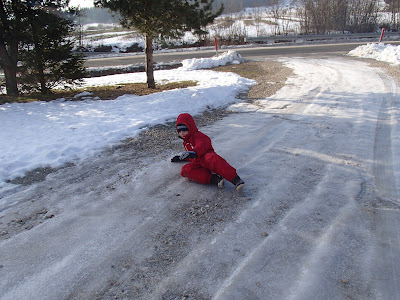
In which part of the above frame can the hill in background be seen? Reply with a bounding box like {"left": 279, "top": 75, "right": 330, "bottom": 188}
{"left": 78, "top": 0, "right": 292, "bottom": 24}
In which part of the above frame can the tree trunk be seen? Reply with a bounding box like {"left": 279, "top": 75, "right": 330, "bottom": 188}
{"left": 0, "top": 42, "right": 19, "bottom": 95}
{"left": 36, "top": 51, "right": 48, "bottom": 94}
{"left": 145, "top": 34, "right": 155, "bottom": 89}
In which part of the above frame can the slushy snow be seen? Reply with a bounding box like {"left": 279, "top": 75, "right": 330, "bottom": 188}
{"left": 0, "top": 45, "right": 398, "bottom": 190}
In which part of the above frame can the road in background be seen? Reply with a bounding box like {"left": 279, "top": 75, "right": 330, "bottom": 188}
{"left": 84, "top": 40, "right": 400, "bottom": 68}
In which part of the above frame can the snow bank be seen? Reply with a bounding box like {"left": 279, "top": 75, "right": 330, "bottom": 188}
{"left": 180, "top": 50, "right": 245, "bottom": 70}
{"left": 348, "top": 42, "right": 400, "bottom": 65}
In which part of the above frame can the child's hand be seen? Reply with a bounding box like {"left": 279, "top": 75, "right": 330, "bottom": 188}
{"left": 179, "top": 151, "right": 197, "bottom": 160}
{"left": 171, "top": 155, "right": 181, "bottom": 162}
{"left": 171, "top": 151, "right": 196, "bottom": 162}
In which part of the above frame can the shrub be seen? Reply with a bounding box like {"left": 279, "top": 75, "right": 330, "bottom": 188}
{"left": 93, "top": 45, "right": 113, "bottom": 52}
{"left": 123, "top": 43, "right": 143, "bottom": 53}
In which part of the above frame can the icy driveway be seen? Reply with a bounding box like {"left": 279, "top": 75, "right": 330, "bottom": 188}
{"left": 0, "top": 57, "right": 399, "bottom": 299}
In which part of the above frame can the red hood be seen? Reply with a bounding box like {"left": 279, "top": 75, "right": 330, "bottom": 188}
{"left": 176, "top": 113, "right": 198, "bottom": 139}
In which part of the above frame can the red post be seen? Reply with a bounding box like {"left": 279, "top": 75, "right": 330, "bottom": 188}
{"left": 214, "top": 37, "right": 218, "bottom": 56}
{"left": 379, "top": 28, "right": 385, "bottom": 43}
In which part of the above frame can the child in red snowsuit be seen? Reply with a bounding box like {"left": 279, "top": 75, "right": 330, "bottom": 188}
{"left": 171, "top": 113, "right": 245, "bottom": 190}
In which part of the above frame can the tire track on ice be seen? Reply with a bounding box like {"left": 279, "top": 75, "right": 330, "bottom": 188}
{"left": 212, "top": 164, "right": 373, "bottom": 300}
{"left": 373, "top": 71, "right": 399, "bottom": 203}
{"left": 146, "top": 154, "right": 327, "bottom": 299}
{"left": 369, "top": 70, "right": 400, "bottom": 300}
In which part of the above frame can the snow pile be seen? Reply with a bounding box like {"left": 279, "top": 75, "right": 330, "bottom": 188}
{"left": 348, "top": 42, "right": 400, "bottom": 65}
{"left": 0, "top": 52, "right": 253, "bottom": 187}
{"left": 180, "top": 50, "right": 245, "bottom": 70}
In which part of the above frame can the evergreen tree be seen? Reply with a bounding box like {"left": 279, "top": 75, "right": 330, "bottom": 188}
{"left": 95, "top": 0, "right": 223, "bottom": 88}
{"left": 20, "top": 1, "right": 86, "bottom": 94}
{"left": 0, "top": 0, "right": 26, "bottom": 95}
{"left": 0, "top": 0, "right": 86, "bottom": 96}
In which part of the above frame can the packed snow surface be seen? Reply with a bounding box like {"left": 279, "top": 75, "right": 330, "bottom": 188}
{"left": 0, "top": 45, "right": 398, "bottom": 190}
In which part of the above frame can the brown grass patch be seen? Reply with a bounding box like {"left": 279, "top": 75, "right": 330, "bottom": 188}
{"left": 0, "top": 81, "right": 197, "bottom": 105}
{"left": 214, "top": 61, "right": 269, "bottom": 79}
{"left": 214, "top": 60, "right": 293, "bottom": 99}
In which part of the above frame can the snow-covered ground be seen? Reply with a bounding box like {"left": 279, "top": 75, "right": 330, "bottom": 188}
{"left": 0, "top": 51, "right": 249, "bottom": 192}
{"left": 0, "top": 44, "right": 399, "bottom": 193}
{"left": 1, "top": 40, "right": 399, "bottom": 299}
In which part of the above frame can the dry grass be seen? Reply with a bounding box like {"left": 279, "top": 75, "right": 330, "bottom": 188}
{"left": 0, "top": 81, "right": 197, "bottom": 105}
{"left": 214, "top": 60, "right": 293, "bottom": 99}
{"left": 214, "top": 61, "right": 270, "bottom": 79}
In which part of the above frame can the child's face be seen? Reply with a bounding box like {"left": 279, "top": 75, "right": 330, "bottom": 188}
{"left": 178, "top": 130, "right": 189, "bottom": 138}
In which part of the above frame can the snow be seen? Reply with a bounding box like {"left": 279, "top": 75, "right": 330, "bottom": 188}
{"left": 0, "top": 51, "right": 253, "bottom": 189}
{"left": 1, "top": 40, "right": 400, "bottom": 299}
{"left": 180, "top": 50, "right": 245, "bottom": 70}
{"left": 0, "top": 44, "right": 398, "bottom": 192}
{"left": 348, "top": 42, "right": 400, "bottom": 65}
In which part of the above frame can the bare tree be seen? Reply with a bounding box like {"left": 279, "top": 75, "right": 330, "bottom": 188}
{"left": 296, "top": 0, "right": 311, "bottom": 34}
{"left": 296, "top": 0, "right": 379, "bottom": 34}
{"left": 347, "top": 0, "right": 379, "bottom": 32}
{"left": 252, "top": 6, "right": 264, "bottom": 37}
{"left": 331, "top": 0, "right": 348, "bottom": 33}
{"left": 271, "top": 0, "right": 282, "bottom": 35}
{"left": 387, "top": 0, "right": 400, "bottom": 31}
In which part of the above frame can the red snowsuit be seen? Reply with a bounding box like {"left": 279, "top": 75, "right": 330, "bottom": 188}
{"left": 176, "top": 113, "right": 237, "bottom": 184}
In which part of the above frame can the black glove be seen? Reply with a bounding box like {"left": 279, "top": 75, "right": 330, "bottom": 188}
{"left": 171, "top": 151, "right": 197, "bottom": 162}
{"left": 179, "top": 151, "right": 197, "bottom": 160}
{"left": 171, "top": 155, "right": 181, "bottom": 162}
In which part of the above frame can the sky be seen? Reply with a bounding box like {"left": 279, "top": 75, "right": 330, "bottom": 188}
{"left": 0, "top": 44, "right": 399, "bottom": 193}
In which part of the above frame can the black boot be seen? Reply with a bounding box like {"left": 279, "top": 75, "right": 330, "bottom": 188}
{"left": 231, "top": 175, "right": 245, "bottom": 191}
{"left": 210, "top": 174, "right": 224, "bottom": 189}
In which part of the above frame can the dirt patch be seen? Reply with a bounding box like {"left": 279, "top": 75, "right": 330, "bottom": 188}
{"left": 113, "top": 109, "right": 232, "bottom": 157}
{"left": 7, "top": 163, "right": 74, "bottom": 185}
{"left": 214, "top": 60, "right": 294, "bottom": 99}
{"left": 0, "top": 208, "right": 55, "bottom": 241}
{"left": 368, "top": 59, "right": 400, "bottom": 83}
